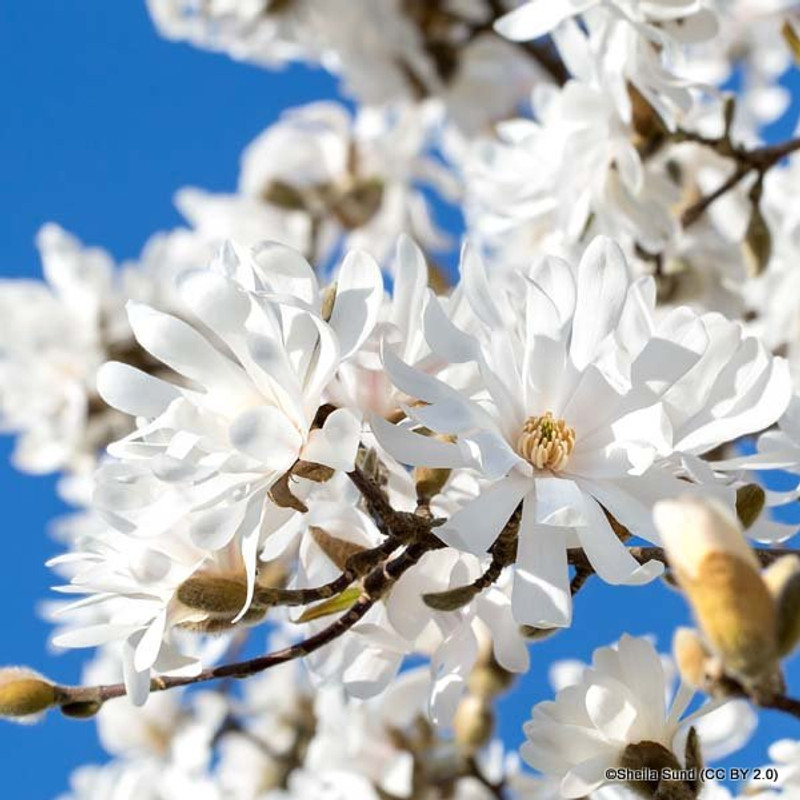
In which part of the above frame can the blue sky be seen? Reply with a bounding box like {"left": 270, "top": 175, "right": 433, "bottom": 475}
{"left": 0, "top": 4, "right": 798, "bottom": 798}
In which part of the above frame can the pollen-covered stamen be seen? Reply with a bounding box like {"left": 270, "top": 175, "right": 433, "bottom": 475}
{"left": 517, "top": 412, "right": 576, "bottom": 471}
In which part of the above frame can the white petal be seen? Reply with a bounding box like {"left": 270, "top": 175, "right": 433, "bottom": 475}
{"left": 343, "top": 647, "right": 403, "bottom": 699}
{"left": 370, "top": 414, "right": 466, "bottom": 468}
{"left": 229, "top": 406, "right": 302, "bottom": 470}
{"left": 126, "top": 301, "right": 247, "bottom": 391}
{"left": 232, "top": 500, "right": 265, "bottom": 623}
{"left": 690, "top": 700, "right": 757, "bottom": 761}
{"left": 328, "top": 250, "right": 383, "bottom": 359}
{"left": 577, "top": 497, "right": 664, "bottom": 585}
{"left": 585, "top": 683, "right": 637, "bottom": 740}
{"left": 177, "top": 268, "right": 250, "bottom": 336}
{"left": 440, "top": 473, "right": 530, "bottom": 555}
{"left": 423, "top": 292, "right": 480, "bottom": 363}
{"left": 561, "top": 753, "right": 617, "bottom": 798}
{"left": 190, "top": 502, "right": 247, "bottom": 551}
{"left": 250, "top": 241, "right": 318, "bottom": 304}
{"left": 459, "top": 430, "right": 525, "bottom": 480}
{"left": 535, "top": 477, "right": 587, "bottom": 527}
{"left": 53, "top": 623, "right": 139, "bottom": 649}
{"left": 494, "top": 0, "right": 594, "bottom": 41}
{"left": 429, "top": 624, "right": 478, "bottom": 726}
{"left": 134, "top": 611, "right": 167, "bottom": 673}
{"left": 302, "top": 407, "right": 362, "bottom": 472}
{"left": 570, "top": 237, "right": 629, "bottom": 370}
{"left": 476, "top": 590, "right": 530, "bottom": 673}
{"left": 97, "top": 361, "right": 181, "bottom": 418}
{"left": 390, "top": 235, "right": 427, "bottom": 340}
{"left": 461, "top": 240, "right": 513, "bottom": 330}
{"left": 512, "top": 496, "right": 572, "bottom": 627}
{"left": 123, "top": 632, "right": 151, "bottom": 707}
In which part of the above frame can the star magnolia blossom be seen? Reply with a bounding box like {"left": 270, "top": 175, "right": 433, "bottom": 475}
{"left": 92, "top": 241, "right": 382, "bottom": 635}
{"left": 49, "top": 518, "right": 256, "bottom": 704}
{"left": 0, "top": 225, "right": 128, "bottom": 475}
{"left": 521, "top": 635, "right": 737, "bottom": 798}
{"left": 468, "top": 79, "right": 678, "bottom": 250}
{"left": 373, "top": 235, "right": 789, "bottom": 627}
{"left": 177, "top": 102, "right": 453, "bottom": 267}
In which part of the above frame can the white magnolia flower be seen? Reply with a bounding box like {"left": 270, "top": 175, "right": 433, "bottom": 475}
{"left": 685, "top": 2, "right": 796, "bottom": 136}
{"left": 468, "top": 79, "right": 678, "bottom": 250}
{"left": 175, "top": 102, "right": 453, "bottom": 268}
{"left": 146, "top": 1, "right": 537, "bottom": 129}
{"left": 521, "top": 635, "right": 744, "bottom": 798}
{"left": 329, "top": 235, "right": 476, "bottom": 418}
{"left": 377, "top": 235, "right": 789, "bottom": 626}
{"left": 0, "top": 225, "right": 130, "bottom": 475}
{"left": 496, "top": 1, "right": 716, "bottom": 124}
{"left": 146, "top": 0, "right": 314, "bottom": 68}
{"left": 93, "top": 241, "right": 382, "bottom": 618}
{"left": 50, "top": 519, "right": 250, "bottom": 704}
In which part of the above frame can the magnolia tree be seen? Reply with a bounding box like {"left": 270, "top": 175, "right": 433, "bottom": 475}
{"left": 3, "top": 1, "right": 800, "bottom": 798}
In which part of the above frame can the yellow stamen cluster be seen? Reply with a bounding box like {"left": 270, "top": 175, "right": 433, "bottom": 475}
{"left": 517, "top": 412, "right": 576, "bottom": 471}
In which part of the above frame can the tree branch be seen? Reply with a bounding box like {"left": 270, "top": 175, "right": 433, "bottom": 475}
{"left": 47, "top": 459, "right": 800, "bottom": 718}
{"left": 759, "top": 693, "right": 800, "bottom": 719}
{"left": 54, "top": 541, "right": 431, "bottom": 710}
{"left": 678, "top": 131, "right": 800, "bottom": 228}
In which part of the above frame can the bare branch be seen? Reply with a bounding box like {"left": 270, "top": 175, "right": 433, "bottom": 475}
{"left": 678, "top": 131, "right": 800, "bottom": 228}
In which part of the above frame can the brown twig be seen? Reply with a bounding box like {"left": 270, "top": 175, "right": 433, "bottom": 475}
{"left": 678, "top": 131, "right": 800, "bottom": 228}
{"left": 759, "top": 693, "right": 800, "bottom": 719}
{"left": 569, "top": 566, "right": 593, "bottom": 596}
{"left": 47, "top": 459, "right": 800, "bottom": 718}
{"left": 55, "top": 541, "right": 431, "bottom": 709}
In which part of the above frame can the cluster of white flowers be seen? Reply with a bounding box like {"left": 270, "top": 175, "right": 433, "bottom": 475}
{"left": 4, "top": 1, "right": 800, "bottom": 798}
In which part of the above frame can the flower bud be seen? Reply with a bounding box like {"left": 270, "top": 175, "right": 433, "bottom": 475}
{"left": 742, "top": 202, "right": 772, "bottom": 277}
{"left": 672, "top": 628, "right": 713, "bottom": 691}
{"left": 654, "top": 497, "right": 779, "bottom": 687}
{"left": 467, "top": 660, "right": 514, "bottom": 700}
{"left": 309, "top": 526, "right": 366, "bottom": 571}
{"left": 735, "top": 483, "right": 765, "bottom": 530}
{"left": 178, "top": 604, "right": 267, "bottom": 634}
{"left": 763, "top": 555, "right": 800, "bottom": 657}
{"left": 414, "top": 465, "right": 451, "bottom": 505}
{"left": 177, "top": 575, "right": 248, "bottom": 615}
{"left": 453, "top": 694, "right": 493, "bottom": 754}
{"left": 619, "top": 740, "right": 685, "bottom": 799}
{"left": 0, "top": 667, "right": 56, "bottom": 723}
{"left": 423, "top": 584, "right": 479, "bottom": 612}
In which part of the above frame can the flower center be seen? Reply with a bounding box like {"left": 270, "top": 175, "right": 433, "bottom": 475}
{"left": 517, "top": 412, "right": 576, "bottom": 471}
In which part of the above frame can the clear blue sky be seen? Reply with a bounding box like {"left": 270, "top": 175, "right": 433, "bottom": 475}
{"left": 0, "top": 4, "right": 798, "bottom": 798}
